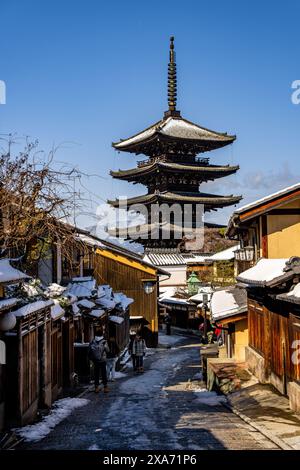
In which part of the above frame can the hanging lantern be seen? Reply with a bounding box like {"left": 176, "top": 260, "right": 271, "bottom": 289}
{"left": 244, "top": 246, "right": 255, "bottom": 261}
{"left": 0, "top": 311, "right": 16, "bottom": 332}
{"left": 141, "top": 279, "right": 157, "bottom": 295}
{"left": 187, "top": 271, "right": 201, "bottom": 295}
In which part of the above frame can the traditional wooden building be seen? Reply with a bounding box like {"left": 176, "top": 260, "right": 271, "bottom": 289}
{"left": 110, "top": 37, "right": 241, "bottom": 250}
{"left": 210, "top": 286, "right": 248, "bottom": 361}
{"left": 74, "top": 232, "right": 169, "bottom": 347}
{"left": 227, "top": 182, "right": 300, "bottom": 263}
{"left": 237, "top": 257, "right": 300, "bottom": 412}
{"left": 225, "top": 183, "right": 300, "bottom": 410}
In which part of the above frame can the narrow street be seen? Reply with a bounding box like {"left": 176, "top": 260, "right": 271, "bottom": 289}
{"left": 21, "top": 335, "right": 278, "bottom": 450}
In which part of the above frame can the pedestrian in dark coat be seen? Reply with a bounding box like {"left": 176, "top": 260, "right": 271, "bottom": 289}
{"left": 88, "top": 333, "right": 110, "bottom": 393}
{"left": 128, "top": 331, "right": 137, "bottom": 371}
{"left": 165, "top": 313, "right": 171, "bottom": 335}
{"left": 132, "top": 334, "right": 146, "bottom": 372}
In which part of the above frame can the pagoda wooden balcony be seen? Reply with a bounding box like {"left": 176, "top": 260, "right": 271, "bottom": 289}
{"left": 137, "top": 156, "right": 210, "bottom": 168}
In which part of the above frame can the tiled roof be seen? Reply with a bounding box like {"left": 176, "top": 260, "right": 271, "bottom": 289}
{"left": 113, "top": 115, "right": 235, "bottom": 155}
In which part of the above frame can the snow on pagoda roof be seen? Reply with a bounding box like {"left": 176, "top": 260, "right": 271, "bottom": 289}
{"left": 113, "top": 116, "right": 235, "bottom": 151}
{"left": 0, "top": 259, "right": 30, "bottom": 284}
{"left": 236, "top": 258, "right": 291, "bottom": 287}
{"left": 211, "top": 286, "right": 247, "bottom": 321}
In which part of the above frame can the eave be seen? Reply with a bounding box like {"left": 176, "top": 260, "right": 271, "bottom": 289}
{"left": 108, "top": 191, "right": 242, "bottom": 209}
{"left": 110, "top": 162, "right": 239, "bottom": 182}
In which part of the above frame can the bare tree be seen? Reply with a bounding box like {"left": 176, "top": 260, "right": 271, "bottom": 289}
{"left": 0, "top": 136, "right": 86, "bottom": 270}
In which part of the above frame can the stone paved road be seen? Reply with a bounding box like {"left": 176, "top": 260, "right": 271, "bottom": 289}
{"left": 22, "top": 335, "right": 278, "bottom": 450}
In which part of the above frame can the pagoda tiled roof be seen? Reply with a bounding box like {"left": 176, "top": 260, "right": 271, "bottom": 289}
{"left": 110, "top": 161, "right": 239, "bottom": 181}
{"left": 108, "top": 191, "right": 242, "bottom": 209}
{"left": 112, "top": 115, "right": 235, "bottom": 155}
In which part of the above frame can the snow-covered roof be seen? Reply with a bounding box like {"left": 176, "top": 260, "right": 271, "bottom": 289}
{"left": 77, "top": 299, "right": 96, "bottom": 309}
{"left": 13, "top": 300, "right": 53, "bottom": 318}
{"left": 237, "top": 258, "right": 290, "bottom": 287}
{"left": 50, "top": 300, "right": 65, "bottom": 320}
{"left": 207, "top": 244, "right": 239, "bottom": 261}
{"left": 211, "top": 286, "right": 247, "bottom": 321}
{"left": 45, "top": 283, "right": 67, "bottom": 298}
{"left": 75, "top": 233, "right": 105, "bottom": 249}
{"left": 113, "top": 116, "right": 235, "bottom": 149}
{"left": 65, "top": 278, "right": 97, "bottom": 299}
{"left": 109, "top": 315, "right": 124, "bottom": 324}
{"left": 88, "top": 309, "right": 105, "bottom": 318}
{"left": 277, "top": 283, "right": 300, "bottom": 304}
{"left": 95, "top": 297, "right": 116, "bottom": 309}
{"left": 227, "top": 182, "right": 300, "bottom": 235}
{"left": 0, "top": 259, "right": 30, "bottom": 284}
{"left": 0, "top": 297, "right": 20, "bottom": 312}
{"left": 114, "top": 293, "right": 134, "bottom": 311}
{"left": 232, "top": 182, "right": 300, "bottom": 215}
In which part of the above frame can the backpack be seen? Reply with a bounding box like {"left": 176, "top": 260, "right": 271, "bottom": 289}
{"left": 88, "top": 339, "right": 107, "bottom": 362}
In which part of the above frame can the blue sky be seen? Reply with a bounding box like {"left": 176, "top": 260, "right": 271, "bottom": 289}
{"left": 1, "top": 0, "right": 300, "bottom": 227}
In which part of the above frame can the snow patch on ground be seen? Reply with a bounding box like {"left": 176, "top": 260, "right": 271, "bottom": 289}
{"left": 158, "top": 333, "right": 184, "bottom": 347}
{"left": 194, "top": 388, "right": 227, "bottom": 406}
{"left": 15, "top": 397, "right": 89, "bottom": 442}
{"left": 193, "top": 372, "right": 203, "bottom": 381}
{"left": 114, "top": 371, "right": 127, "bottom": 379}
{"left": 88, "top": 444, "right": 100, "bottom": 450}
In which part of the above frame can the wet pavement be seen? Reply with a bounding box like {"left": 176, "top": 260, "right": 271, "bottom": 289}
{"left": 21, "top": 335, "right": 278, "bottom": 450}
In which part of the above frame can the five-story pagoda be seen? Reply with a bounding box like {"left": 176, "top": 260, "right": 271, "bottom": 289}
{"left": 109, "top": 37, "right": 242, "bottom": 250}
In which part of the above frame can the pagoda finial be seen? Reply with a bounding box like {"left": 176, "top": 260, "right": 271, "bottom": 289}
{"left": 167, "top": 36, "right": 178, "bottom": 115}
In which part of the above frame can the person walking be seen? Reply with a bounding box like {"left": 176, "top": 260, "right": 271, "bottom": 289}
{"left": 88, "top": 332, "right": 110, "bottom": 393}
{"left": 128, "top": 331, "right": 137, "bottom": 371}
{"left": 165, "top": 313, "right": 172, "bottom": 335}
{"left": 106, "top": 337, "right": 119, "bottom": 382}
{"left": 132, "top": 333, "right": 146, "bottom": 373}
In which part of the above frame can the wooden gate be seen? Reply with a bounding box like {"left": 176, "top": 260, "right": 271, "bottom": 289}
{"left": 51, "top": 320, "right": 63, "bottom": 401}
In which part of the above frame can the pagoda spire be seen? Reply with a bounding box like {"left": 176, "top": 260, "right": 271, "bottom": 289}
{"left": 166, "top": 36, "right": 180, "bottom": 117}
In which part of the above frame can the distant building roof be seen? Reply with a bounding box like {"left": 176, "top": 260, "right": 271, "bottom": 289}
{"left": 207, "top": 244, "right": 239, "bottom": 261}
{"left": 211, "top": 286, "right": 247, "bottom": 321}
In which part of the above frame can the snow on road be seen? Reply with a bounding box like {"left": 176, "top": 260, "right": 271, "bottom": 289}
{"left": 15, "top": 398, "right": 90, "bottom": 442}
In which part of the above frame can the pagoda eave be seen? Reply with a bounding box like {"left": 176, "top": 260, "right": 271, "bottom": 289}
{"left": 107, "top": 192, "right": 242, "bottom": 209}
{"left": 110, "top": 162, "right": 239, "bottom": 181}
{"left": 113, "top": 132, "right": 235, "bottom": 157}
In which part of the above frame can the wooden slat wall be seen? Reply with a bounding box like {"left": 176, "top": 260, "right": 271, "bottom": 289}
{"left": 248, "top": 300, "right": 266, "bottom": 356}
{"left": 21, "top": 330, "right": 38, "bottom": 415}
{"left": 93, "top": 253, "right": 158, "bottom": 331}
